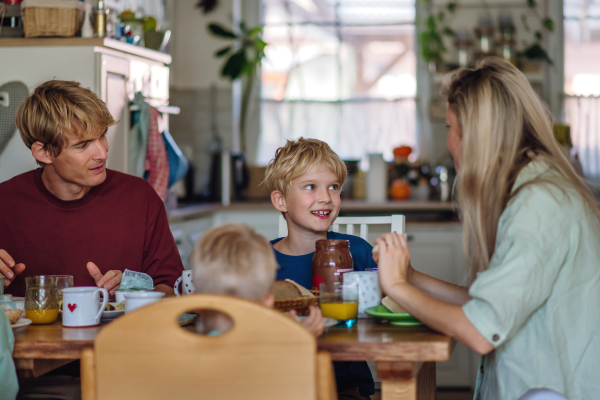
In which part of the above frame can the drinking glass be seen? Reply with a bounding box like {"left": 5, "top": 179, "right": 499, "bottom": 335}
{"left": 48, "top": 275, "right": 74, "bottom": 309}
{"left": 319, "top": 282, "right": 359, "bottom": 328}
{"left": 25, "top": 276, "right": 59, "bottom": 325}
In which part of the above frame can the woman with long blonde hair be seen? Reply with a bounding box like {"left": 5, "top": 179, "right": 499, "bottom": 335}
{"left": 375, "top": 57, "right": 600, "bottom": 400}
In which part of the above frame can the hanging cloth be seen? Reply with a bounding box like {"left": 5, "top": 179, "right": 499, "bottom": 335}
{"left": 144, "top": 106, "right": 170, "bottom": 201}
{"left": 129, "top": 92, "right": 149, "bottom": 178}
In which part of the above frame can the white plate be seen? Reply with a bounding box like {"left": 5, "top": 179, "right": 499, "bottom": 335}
{"left": 11, "top": 318, "right": 32, "bottom": 330}
{"left": 299, "top": 316, "right": 338, "bottom": 328}
{"left": 101, "top": 302, "right": 125, "bottom": 321}
{"left": 324, "top": 318, "right": 338, "bottom": 328}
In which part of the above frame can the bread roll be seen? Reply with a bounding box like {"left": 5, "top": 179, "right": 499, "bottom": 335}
{"left": 382, "top": 296, "right": 408, "bottom": 314}
{"left": 3, "top": 309, "right": 22, "bottom": 324}
{"left": 271, "top": 280, "right": 303, "bottom": 300}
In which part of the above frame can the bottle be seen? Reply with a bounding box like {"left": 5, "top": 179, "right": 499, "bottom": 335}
{"left": 312, "top": 239, "right": 354, "bottom": 290}
{"left": 94, "top": 0, "right": 107, "bottom": 38}
{"left": 81, "top": 2, "right": 93, "bottom": 38}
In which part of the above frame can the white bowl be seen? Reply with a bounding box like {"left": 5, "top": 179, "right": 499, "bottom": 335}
{"left": 124, "top": 291, "right": 164, "bottom": 313}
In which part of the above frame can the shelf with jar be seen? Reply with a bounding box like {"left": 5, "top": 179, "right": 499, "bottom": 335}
{"left": 419, "top": 0, "right": 554, "bottom": 82}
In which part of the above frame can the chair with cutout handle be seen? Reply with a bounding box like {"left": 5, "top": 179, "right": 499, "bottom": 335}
{"left": 81, "top": 294, "right": 337, "bottom": 400}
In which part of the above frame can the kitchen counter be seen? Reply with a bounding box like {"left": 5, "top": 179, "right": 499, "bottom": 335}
{"left": 167, "top": 200, "right": 459, "bottom": 223}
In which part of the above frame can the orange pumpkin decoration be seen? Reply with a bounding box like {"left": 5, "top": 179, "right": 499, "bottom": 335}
{"left": 393, "top": 146, "right": 412, "bottom": 159}
{"left": 389, "top": 179, "right": 411, "bottom": 200}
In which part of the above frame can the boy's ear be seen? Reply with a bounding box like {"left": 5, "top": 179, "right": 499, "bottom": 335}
{"left": 31, "top": 141, "right": 52, "bottom": 165}
{"left": 262, "top": 292, "right": 275, "bottom": 308}
{"left": 270, "top": 190, "right": 288, "bottom": 213}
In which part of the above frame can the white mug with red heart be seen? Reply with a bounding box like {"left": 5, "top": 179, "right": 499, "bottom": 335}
{"left": 62, "top": 287, "right": 108, "bottom": 328}
{"left": 174, "top": 270, "right": 195, "bottom": 296}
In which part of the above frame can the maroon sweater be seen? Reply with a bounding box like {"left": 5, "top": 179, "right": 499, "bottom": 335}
{"left": 1, "top": 169, "right": 184, "bottom": 296}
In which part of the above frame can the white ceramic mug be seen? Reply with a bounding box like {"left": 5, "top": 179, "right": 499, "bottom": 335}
{"left": 115, "top": 290, "right": 139, "bottom": 304}
{"left": 174, "top": 270, "right": 195, "bottom": 296}
{"left": 62, "top": 287, "right": 108, "bottom": 328}
{"left": 124, "top": 291, "right": 165, "bottom": 313}
{"left": 343, "top": 271, "right": 382, "bottom": 318}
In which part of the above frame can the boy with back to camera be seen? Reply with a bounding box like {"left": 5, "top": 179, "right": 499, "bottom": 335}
{"left": 263, "top": 138, "right": 376, "bottom": 400}
{"left": 191, "top": 223, "right": 325, "bottom": 337}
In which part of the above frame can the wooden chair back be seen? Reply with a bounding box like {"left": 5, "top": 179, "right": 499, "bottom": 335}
{"left": 81, "top": 294, "right": 336, "bottom": 400}
{"left": 278, "top": 214, "right": 405, "bottom": 240}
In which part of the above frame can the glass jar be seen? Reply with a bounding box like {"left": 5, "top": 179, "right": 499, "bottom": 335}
{"left": 25, "top": 276, "right": 59, "bottom": 325}
{"left": 311, "top": 239, "right": 354, "bottom": 290}
{"left": 0, "top": 294, "right": 15, "bottom": 311}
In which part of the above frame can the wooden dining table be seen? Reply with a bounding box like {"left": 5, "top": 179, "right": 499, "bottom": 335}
{"left": 12, "top": 318, "right": 454, "bottom": 400}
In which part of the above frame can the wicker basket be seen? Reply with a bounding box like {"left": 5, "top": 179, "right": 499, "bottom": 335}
{"left": 274, "top": 296, "right": 319, "bottom": 316}
{"left": 22, "top": 0, "right": 83, "bottom": 38}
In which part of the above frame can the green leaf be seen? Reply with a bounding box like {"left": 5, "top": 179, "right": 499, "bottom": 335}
{"left": 442, "top": 27, "right": 455, "bottom": 37}
{"left": 248, "top": 26, "right": 262, "bottom": 38}
{"left": 254, "top": 38, "right": 267, "bottom": 53}
{"left": 221, "top": 48, "right": 247, "bottom": 80}
{"left": 543, "top": 17, "right": 554, "bottom": 32}
{"left": 535, "top": 31, "right": 542, "bottom": 41}
{"left": 208, "top": 23, "right": 237, "bottom": 39}
{"left": 521, "top": 43, "right": 553, "bottom": 65}
{"left": 438, "top": 12, "right": 445, "bottom": 22}
{"left": 215, "top": 46, "right": 232, "bottom": 57}
{"left": 240, "top": 21, "right": 248, "bottom": 34}
{"left": 447, "top": 2, "right": 457, "bottom": 12}
{"left": 521, "top": 14, "right": 531, "bottom": 32}
{"left": 527, "top": 0, "right": 536, "bottom": 8}
{"left": 426, "top": 15, "right": 437, "bottom": 31}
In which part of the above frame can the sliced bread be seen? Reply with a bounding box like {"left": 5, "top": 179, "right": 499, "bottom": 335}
{"left": 271, "top": 280, "right": 303, "bottom": 300}
{"left": 284, "top": 279, "right": 315, "bottom": 297}
{"left": 382, "top": 296, "right": 408, "bottom": 314}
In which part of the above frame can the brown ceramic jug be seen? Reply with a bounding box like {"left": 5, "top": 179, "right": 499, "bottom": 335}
{"left": 311, "top": 239, "right": 354, "bottom": 290}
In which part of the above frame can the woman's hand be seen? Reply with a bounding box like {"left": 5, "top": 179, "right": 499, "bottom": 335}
{"left": 289, "top": 305, "right": 326, "bottom": 337}
{"left": 374, "top": 232, "right": 411, "bottom": 294}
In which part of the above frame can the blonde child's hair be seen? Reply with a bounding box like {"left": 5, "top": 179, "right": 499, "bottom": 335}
{"left": 16, "top": 80, "right": 117, "bottom": 167}
{"left": 441, "top": 57, "right": 600, "bottom": 284}
{"left": 262, "top": 137, "right": 348, "bottom": 196}
{"left": 191, "top": 223, "right": 278, "bottom": 302}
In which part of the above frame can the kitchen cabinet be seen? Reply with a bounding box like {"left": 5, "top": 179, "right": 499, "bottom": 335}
{"left": 0, "top": 38, "right": 172, "bottom": 183}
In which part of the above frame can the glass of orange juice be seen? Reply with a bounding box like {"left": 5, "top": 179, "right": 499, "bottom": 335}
{"left": 25, "top": 276, "right": 60, "bottom": 325}
{"left": 319, "top": 282, "right": 359, "bottom": 328}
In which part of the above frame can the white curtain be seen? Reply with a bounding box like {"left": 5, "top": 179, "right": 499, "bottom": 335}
{"left": 258, "top": 98, "right": 416, "bottom": 165}
{"left": 565, "top": 96, "right": 600, "bottom": 181}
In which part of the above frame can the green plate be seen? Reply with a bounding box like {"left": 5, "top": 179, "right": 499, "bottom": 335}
{"left": 365, "top": 305, "right": 423, "bottom": 326}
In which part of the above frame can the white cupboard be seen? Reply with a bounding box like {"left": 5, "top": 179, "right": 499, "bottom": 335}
{"left": 0, "top": 38, "right": 171, "bottom": 182}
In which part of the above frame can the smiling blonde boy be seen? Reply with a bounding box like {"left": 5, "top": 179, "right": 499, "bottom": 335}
{"left": 263, "top": 138, "right": 376, "bottom": 400}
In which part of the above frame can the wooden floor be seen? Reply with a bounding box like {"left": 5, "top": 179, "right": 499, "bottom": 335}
{"left": 370, "top": 388, "right": 473, "bottom": 400}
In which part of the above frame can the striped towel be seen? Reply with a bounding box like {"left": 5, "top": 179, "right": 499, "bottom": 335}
{"left": 144, "top": 107, "right": 169, "bottom": 201}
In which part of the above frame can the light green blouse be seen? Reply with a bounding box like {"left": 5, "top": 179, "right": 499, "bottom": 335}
{"left": 0, "top": 310, "right": 18, "bottom": 400}
{"left": 463, "top": 160, "right": 600, "bottom": 400}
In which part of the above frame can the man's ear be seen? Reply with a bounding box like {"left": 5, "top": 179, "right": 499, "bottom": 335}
{"left": 270, "top": 190, "right": 288, "bottom": 213}
{"left": 31, "top": 141, "right": 52, "bottom": 166}
{"left": 262, "top": 292, "right": 275, "bottom": 308}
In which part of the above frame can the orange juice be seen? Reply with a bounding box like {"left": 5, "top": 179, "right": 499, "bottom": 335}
{"left": 320, "top": 301, "right": 358, "bottom": 320}
{"left": 26, "top": 309, "right": 59, "bottom": 324}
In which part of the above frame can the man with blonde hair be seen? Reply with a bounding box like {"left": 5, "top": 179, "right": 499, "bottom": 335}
{"left": 0, "top": 80, "right": 183, "bottom": 297}
{"left": 263, "top": 138, "right": 376, "bottom": 400}
{"left": 191, "top": 223, "right": 324, "bottom": 336}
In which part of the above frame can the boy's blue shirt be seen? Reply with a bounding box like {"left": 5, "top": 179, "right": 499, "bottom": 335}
{"left": 271, "top": 231, "right": 376, "bottom": 397}
{"left": 272, "top": 231, "right": 378, "bottom": 287}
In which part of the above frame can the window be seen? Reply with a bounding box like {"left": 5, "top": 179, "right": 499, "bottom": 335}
{"left": 258, "top": 0, "right": 417, "bottom": 166}
{"left": 564, "top": 0, "right": 600, "bottom": 180}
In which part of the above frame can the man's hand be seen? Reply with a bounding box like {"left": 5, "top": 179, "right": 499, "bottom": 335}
{"left": 0, "top": 249, "right": 25, "bottom": 287}
{"left": 374, "top": 232, "right": 411, "bottom": 294}
{"left": 86, "top": 262, "right": 123, "bottom": 295}
{"left": 289, "top": 305, "right": 326, "bottom": 337}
